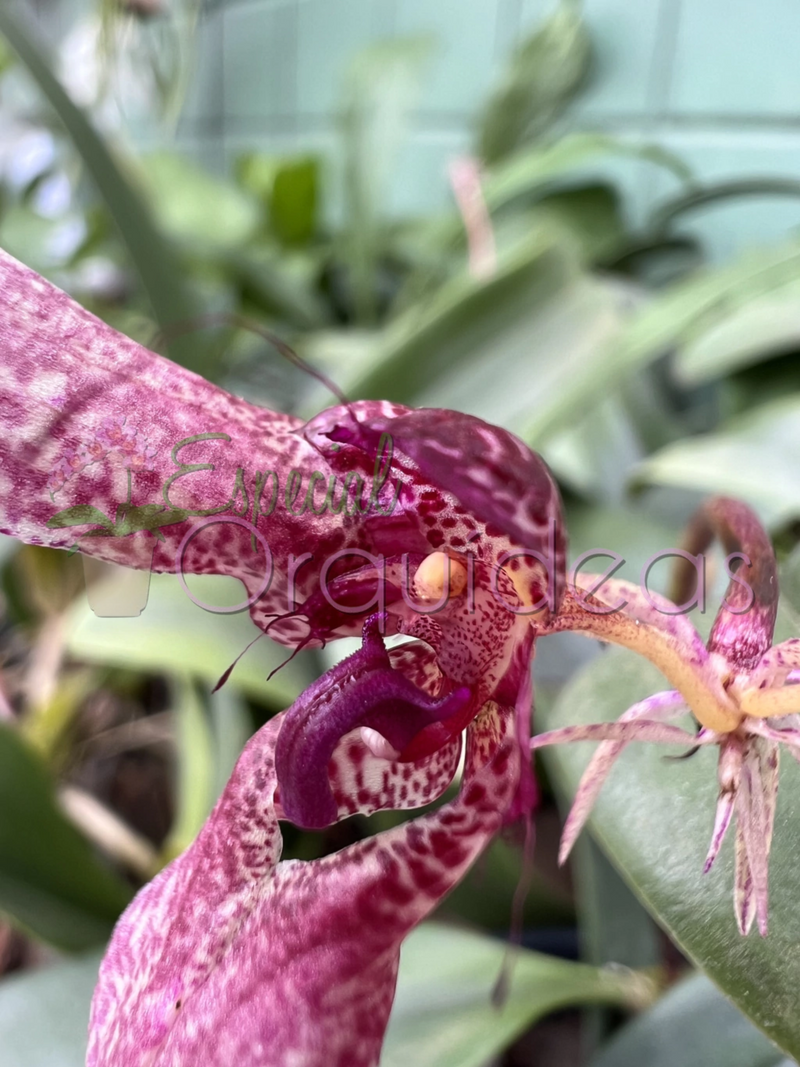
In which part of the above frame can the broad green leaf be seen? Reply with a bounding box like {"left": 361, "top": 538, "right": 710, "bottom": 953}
{"left": 527, "top": 241, "right": 800, "bottom": 443}
{"left": 65, "top": 573, "right": 317, "bottom": 706}
{"left": 271, "top": 158, "right": 319, "bottom": 247}
{"left": 571, "top": 835, "right": 660, "bottom": 972}
{"left": 571, "top": 836, "right": 661, "bottom": 1057}
{"left": 392, "top": 133, "right": 690, "bottom": 311}
{"left": 0, "top": 950, "right": 102, "bottom": 1067}
{"left": 676, "top": 283, "right": 800, "bottom": 385}
{"left": 530, "top": 183, "right": 627, "bottom": 265}
{"left": 611, "top": 235, "right": 704, "bottom": 289}
{"left": 632, "top": 396, "right": 800, "bottom": 527}
{"left": 350, "top": 232, "right": 577, "bottom": 401}
{"left": 483, "top": 133, "right": 692, "bottom": 215}
{"left": 381, "top": 922, "right": 652, "bottom": 1067}
{"left": 0, "top": 7, "right": 204, "bottom": 373}
{"left": 235, "top": 153, "right": 320, "bottom": 246}
{"left": 348, "top": 233, "right": 629, "bottom": 447}
{"left": 0, "top": 724, "right": 132, "bottom": 950}
{"left": 140, "top": 151, "right": 260, "bottom": 249}
{"left": 589, "top": 973, "right": 791, "bottom": 1067}
{"left": 538, "top": 646, "right": 800, "bottom": 1061}
{"left": 477, "top": 2, "right": 591, "bottom": 164}
{"left": 543, "top": 391, "right": 645, "bottom": 504}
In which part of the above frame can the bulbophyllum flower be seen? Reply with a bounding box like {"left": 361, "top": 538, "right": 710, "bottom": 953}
{"left": 0, "top": 248, "right": 565, "bottom": 1066}
{"left": 532, "top": 496, "right": 799, "bottom": 937}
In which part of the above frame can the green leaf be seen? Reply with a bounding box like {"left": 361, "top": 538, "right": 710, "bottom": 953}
{"left": 347, "top": 231, "right": 629, "bottom": 449}
{"left": 65, "top": 573, "right": 317, "bottom": 706}
{"left": 0, "top": 7, "right": 205, "bottom": 374}
{"left": 140, "top": 151, "right": 260, "bottom": 250}
{"left": 477, "top": 2, "right": 591, "bottom": 163}
{"left": 571, "top": 836, "right": 661, "bottom": 1057}
{"left": 270, "top": 157, "right": 319, "bottom": 247}
{"left": 530, "top": 183, "right": 628, "bottom": 264}
{"left": 339, "top": 36, "right": 433, "bottom": 324}
{"left": 566, "top": 502, "right": 682, "bottom": 591}
{"left": 589, "top": 973, "right": 792, "bottom": 1067}
{"left": 219, "top": 246, "right": 330, "bottom": 331}
{"left": 527, "top": 240, "right": 800, "bottom": 443}
{"left": 543, "top": 391, "right": 645, "bottom": 504}
{"left": 381, "top": 922, "right": 652, "bottom": 1067}
{"left": 235, "top": 153, "right": 320, "bottom": 245}
{"left": 675, "top": 283, "right": 800, "bottom": 385}
{"left": 538, "top": 646, "right": 800, "bottom": 1061}
{"left": 571, "top": 836, "right": 660, "bottom": 971}
{"left": 160, "top": 676, "right": 215, "bottom": 862}
{"left": 441, "top": 836, "right": 574, "bottom": 928}
{"left": 483, "top": 133, "right": 692, "bottom": 215}
{"left": 47, "top": 505, "right": 115, "bottom": 531}
{"left": 632, "top": 395, "right": 800, "bottom": 527}
{"left": 0, "top": 950, "right": 102, "bottom": 1067}
{"left": 349, "top": 232, "right": 577, "bottom": 402}
{"left": 0, "top": 724, "right": 132, "bottom": 950}
{"left": 393, "top": 133, "right": 690, "bottom": 304}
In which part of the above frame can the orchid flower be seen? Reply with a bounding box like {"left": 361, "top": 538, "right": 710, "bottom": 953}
{"left": 532, "top": 496, "right": 798, "bottom": 937}
{"left": 0, "top": 248, "right": 565, "bottom": 1067}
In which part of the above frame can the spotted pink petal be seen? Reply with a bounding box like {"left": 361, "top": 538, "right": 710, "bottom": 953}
{"left": 0, "top": 248, "right": 322, "bottom": 633}
{"left": 733, "top": 738, "right": 778, "bottom": 936}
{"left": 87, "top": 700, "right": 519, "bottom": 1067}
{"left": 704, "top": 790, "right": 735, "bottom": 875}
{"left": 734, "top": 812, "right": 756, "bottom": 937}
{"left": 744, "top": 719, "right": 800, "bottom": 753}
{"left": 747, "top": 638, "right": 800, "bottom": 689}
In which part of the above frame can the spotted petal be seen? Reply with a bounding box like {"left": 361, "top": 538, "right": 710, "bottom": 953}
{"left": 87, "top": 699, "right": 519, "bottom": 1067}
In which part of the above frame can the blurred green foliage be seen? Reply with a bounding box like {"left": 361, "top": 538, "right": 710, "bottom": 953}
{"left": 1, "top": 1, "right": 800, "bottom": 1065}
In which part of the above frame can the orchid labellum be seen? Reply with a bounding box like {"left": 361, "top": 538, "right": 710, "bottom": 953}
{"left": 0, "top": 249, "right": 566, "bottom": 1066}
{"left": 534, "top": 496, "right": 798, "bottom": 937}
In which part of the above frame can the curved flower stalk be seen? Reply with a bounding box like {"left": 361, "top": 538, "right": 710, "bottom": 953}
{"left": 0, "top": 248, "right": 564, "bottom": 1066}
{"left": 533, "top": 496, "right": 799, "bottom": 936}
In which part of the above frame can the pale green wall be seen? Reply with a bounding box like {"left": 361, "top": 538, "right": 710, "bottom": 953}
{"left": 177, "top": 0, "right": 800, "bottom": 259}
